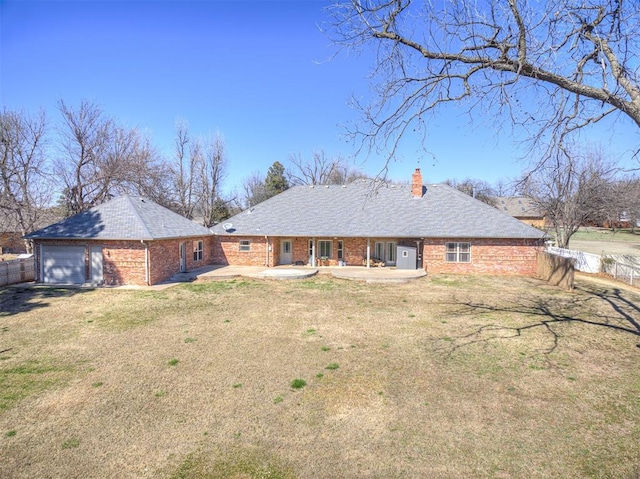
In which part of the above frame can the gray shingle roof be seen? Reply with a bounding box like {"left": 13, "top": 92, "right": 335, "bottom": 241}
{"left": 24, "top": 195, "right": 211, "bottom": 240}
{"left": 494, "top": 197, "right": 543, "bottom": 218}
{"left": 210, "top": 181, "right": 546, "bottom": 239}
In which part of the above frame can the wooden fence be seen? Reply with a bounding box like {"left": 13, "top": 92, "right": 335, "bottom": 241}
{"left": 537, "top": 251, "right": 575, "bottom": 290}
{"left": 0, "top": 257, "right": 35, "bottom": 287}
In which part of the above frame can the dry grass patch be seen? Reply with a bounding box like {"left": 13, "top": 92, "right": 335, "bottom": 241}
{"left": 1, "top": 275, "right": 639, "bottom": 478}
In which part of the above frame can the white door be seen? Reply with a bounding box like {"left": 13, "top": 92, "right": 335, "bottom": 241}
{"left": 90, "top": 247, "right": 104, "bottom": 284}
{"left": 280, "top": 240, "right": 293, "bottom": 265}
{"left": 42, "top": 245, "right": 85, "bottom": 284}
{"left": 179, "top": 242, "right": 187, "bottom": 272}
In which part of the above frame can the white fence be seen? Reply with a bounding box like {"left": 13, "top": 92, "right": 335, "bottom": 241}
{"left": 0, "top": 257, "right": 35, "bottom": 287}
{"left": 600, "top": 255, "right": 640, "bottom": 288}
{"left": 546, "top": 246, "right": 602, "bottom": 273}
{"left": 547, "top": 246, "right": 640, "bottom": 287}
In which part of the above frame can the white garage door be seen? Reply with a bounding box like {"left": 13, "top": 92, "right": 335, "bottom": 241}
{"left": 42, "top": 245, "right": 86, "bottom": 284}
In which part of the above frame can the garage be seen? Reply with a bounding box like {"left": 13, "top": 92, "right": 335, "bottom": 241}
{"left": 41, "top": 245, "right": 86, "bottom": 284}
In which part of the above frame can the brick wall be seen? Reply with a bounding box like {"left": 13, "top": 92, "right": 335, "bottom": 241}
{"left": 422, "top": 238, "right": 543, "bottom": 275}
{"left": 211, "top": 235, "right": 542, "bottom": 275}
{"left": 34, "top": 236, "right": 213, "bottom": 286}
{"left": 211, "top": 236, "right": 273, "bottom": 266}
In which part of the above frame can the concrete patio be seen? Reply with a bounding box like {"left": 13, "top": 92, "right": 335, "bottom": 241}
{"left": 181, "top": 264, "right": 427, "bottom": 284}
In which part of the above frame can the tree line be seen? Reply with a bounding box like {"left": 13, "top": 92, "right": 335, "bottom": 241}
{"left": 0, "top": 99, "right": 368, "bottom": 250}
{"left": 3, "top": 99, "right": 637, "bottom": 254}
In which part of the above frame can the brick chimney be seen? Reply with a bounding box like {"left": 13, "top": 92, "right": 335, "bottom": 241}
{"left": 411, "top": 168, "right": 424, "bottom": 198}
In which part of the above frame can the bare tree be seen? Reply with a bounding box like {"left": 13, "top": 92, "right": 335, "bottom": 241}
{"left": 287, "top": 150, "right": 364, "bottom": 185}
{"left": 56, "top": 99, "right": 162, "bottom": 215}
{"left": 329, "top": 1, "right": 640, "bottom": 165}
{"left": 521, "top": 147, "right": 617, "bottom": 248}
{"left": 117, "top": 135, "right": 173, "bottom": 207}
{"left": 242, "top": 171, "right": 270, "bottom": 208}
{"left": 0, "top": 109, "right": 52, "bottom": 251}
{"left": 195, "top": 132, "right": 227, "bottom": 227}
{"left": 444, "top": 178, "right": 497, "bottom": 206}
{"left": 57, "top": 99, "right": 114, "bottom": 214}
{"left": 169, "top": 120, "right": 198, "bottom": 219}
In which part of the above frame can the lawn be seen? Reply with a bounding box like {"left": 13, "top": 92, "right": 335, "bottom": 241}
{"left": 1, "top": 275, "right": 639, "bottom": 478}
{"left": 558, "top": 227, "right": 640, "bottom": 256}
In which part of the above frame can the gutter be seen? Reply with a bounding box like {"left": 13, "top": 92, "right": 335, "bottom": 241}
{"left": 140, "top": 240, "right": 149, "bottom": 285}
{"left": 265, "top": 236, "right": 269, "bottom": 267}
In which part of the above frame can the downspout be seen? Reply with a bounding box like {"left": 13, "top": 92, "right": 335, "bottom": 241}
{"left": 366, "top": 238, "right": 371, "bottom": 269}
{"left": 141, "top": 240, "right": 149, "bottom": 285}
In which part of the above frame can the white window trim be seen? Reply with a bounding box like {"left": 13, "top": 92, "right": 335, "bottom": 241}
{"left": 318, "top": 240, "right": 332, "bottom": 259}
{"left": 446, "top": 242, "right": 471, "bottom": 263}
{"left": 239, "top": 240, "right": 251, "bottom": 252}
{"left": 193, "top": 240, "right": 203, "bottom": 261}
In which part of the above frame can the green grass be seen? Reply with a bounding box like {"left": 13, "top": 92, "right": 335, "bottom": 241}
{"left": 2, "top": 275, "right": 640, "bottom": 478}
{"left": 0, "top": 360, "right": 76, "bottom": 411}
{"left": 167, "top": 358, "right": 179, "bottom": 366}
{"left": 62, "top": 438, "right": 80, "bottom": 449}
{"left": 325, "top": 363, "right": 339, "bottom": 370}
{"left": 169, "top": 449, "right": 296, "bottom": 479}
{"left": 290, "top": 378, "right": 306, "bottom": 389}
{"left": 569, "top": 227, "right": 640, "bottom": 242}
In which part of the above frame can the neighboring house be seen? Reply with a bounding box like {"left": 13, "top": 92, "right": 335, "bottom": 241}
{"left": 494, "top": 197, "right": 546, "bottom": 229}
{"left": 24, "top": 195, "right": 213, "bottom": 286}
{"left": 210, "top": 169, "right": 547, "bottom": 276}
{"left": 1, "top": 209, "right": 64, "bottom": 254}
{"left": 0, "top": 231, "right": 26, "bottom": 254}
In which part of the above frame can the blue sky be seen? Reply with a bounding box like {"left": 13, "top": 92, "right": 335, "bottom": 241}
{"left": 2, "top": 0, "right": 638, "bottom": 196}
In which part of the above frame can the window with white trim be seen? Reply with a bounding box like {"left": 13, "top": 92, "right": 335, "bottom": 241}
{"left": 374, "top": 242, "right": 384, "bottom": 260}
{"left": 446, "top": 242, "right": 471, "bottom": 262}
{"left": 387, "top": 242, "right": 396, "bottom": 263}
{"left": 318, "top": 240, "right": 332, "bottom": 258}
{"left": 193, "top": 240, "right": 203, "bottom": 261}
{"left": 337, "top": 240, "right": 344, "bottom": 260}
{"left": 239, "top": 240, "right": 251, "bottom": 252}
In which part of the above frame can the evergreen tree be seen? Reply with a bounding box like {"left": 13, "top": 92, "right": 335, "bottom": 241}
{"left": 264, "top": 161, "right": 289, "bottom": 197}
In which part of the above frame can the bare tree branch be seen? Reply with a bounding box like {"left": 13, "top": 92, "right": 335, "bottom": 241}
{"left": 329, "top": 0, "right": 640, "bottom": 166}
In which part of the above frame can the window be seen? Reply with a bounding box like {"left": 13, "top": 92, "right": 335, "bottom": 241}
{"left": 318, "top": 240, "right": 332, "bottom": 258}
{"left": 239, "top": 240, "right": 251, "bottom": 252}
{"left": 337, "top": 240, "right": 344, "bottom": 260}
{"left": 387, "top": 242, "right": 396, "bottom": 263}
{"left": 193, "top": 240, "right": 203, "bottom": 261}
{"left": 446, "top": 242, "right": 471, "bottom": 263}
{"left": 374, "top": 242, "right": 384, "bottom": 260}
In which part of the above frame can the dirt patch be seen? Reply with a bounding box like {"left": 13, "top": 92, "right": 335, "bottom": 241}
{"left": 1, "top": 276, "right": 639, "bottom": 478}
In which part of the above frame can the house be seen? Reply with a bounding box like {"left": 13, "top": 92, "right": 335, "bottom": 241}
{"left": 24, "top": 195, "right": 213, "bottom": 286}
{"left": 210, "top": 169, "right": 547, "bottom": 275}
{"left": 494, "top": 197, "right": 546, "bottom": 229}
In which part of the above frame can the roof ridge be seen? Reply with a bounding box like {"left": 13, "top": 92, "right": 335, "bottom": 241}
{"left": 120, "top": 195, "right": 154, "bottom": 239}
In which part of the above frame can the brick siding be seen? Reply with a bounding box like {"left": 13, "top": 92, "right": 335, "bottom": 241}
{"left": 422, "top": 238, "right": 543, "bottom": 275}
{"left": 33, "top": 236, "right": 212, "bottom": 286}
{"left": 212, "top": 235, "right": 542, "bottom": 275}
{"left": 211, "top": 236, "right": 273, "bottom": 266}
